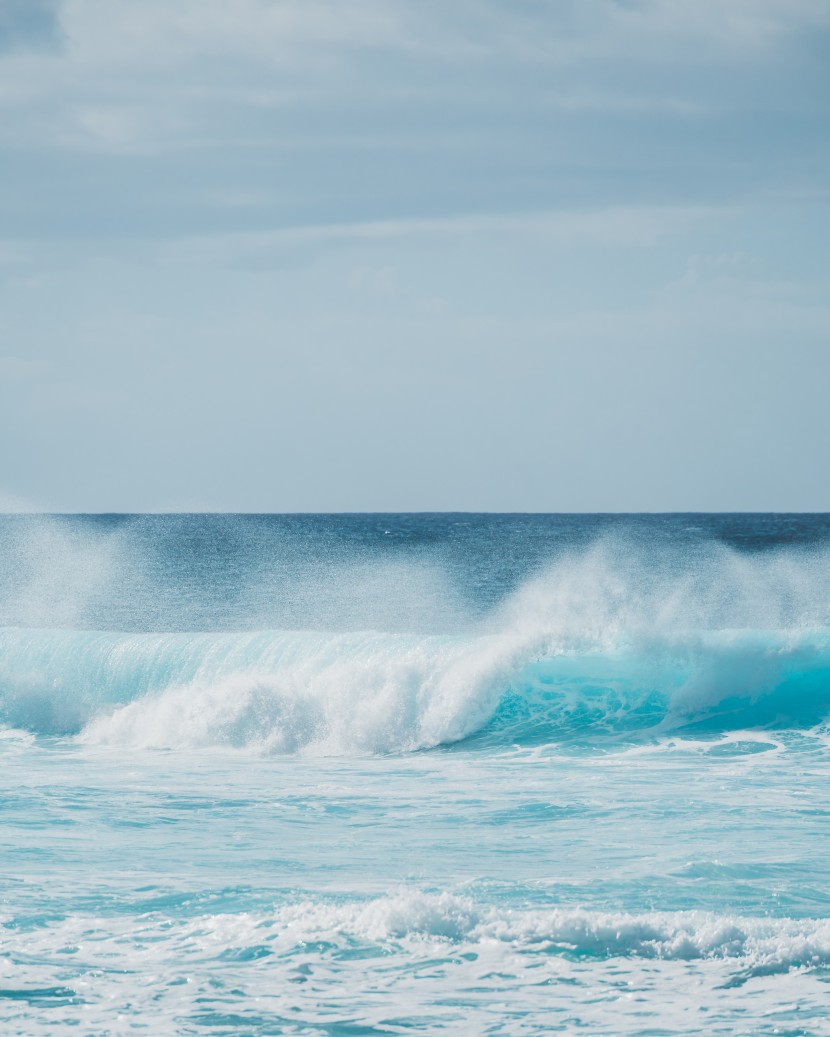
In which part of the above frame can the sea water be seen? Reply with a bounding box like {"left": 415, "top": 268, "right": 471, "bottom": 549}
{"left": 2, "top": 513, "right": 830, "bottom": 1035}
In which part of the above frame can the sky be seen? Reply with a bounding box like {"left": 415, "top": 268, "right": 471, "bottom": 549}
{"left": 1, "top": 0, "right": 829, "bottom": 512}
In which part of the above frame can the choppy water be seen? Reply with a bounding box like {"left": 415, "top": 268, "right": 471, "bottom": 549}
{"left": 2, "top": 513, "right": 830, "bottom": 1035}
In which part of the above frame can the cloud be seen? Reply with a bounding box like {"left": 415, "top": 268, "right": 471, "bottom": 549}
{"left": 161, "top": 204, "right": 719, "bottom": 272}
{"left": 489, "top": 0, "right": 830, "bottom": 60}
{"left": 613, "top": 0, "right": 830, "bottom": 53}
{"left": 676, "top": 251, "right": 759, "bottom": 287}
{"left": 0, "top": 0, "right": 825, "bottom": 190}
{"left": 0, "top": 0, "right": 63, "bottom": 54}
{"left": 58, "top": 0, "right": 406, "bottom": 66}
{"left": 45, "top": 0, "right": 830, "bottom": 72}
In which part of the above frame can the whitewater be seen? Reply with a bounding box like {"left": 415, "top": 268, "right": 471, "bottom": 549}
{"left": 2, "top": 513, "right": 830, "bottom": 1035}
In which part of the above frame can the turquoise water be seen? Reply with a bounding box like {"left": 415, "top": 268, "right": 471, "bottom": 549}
{"left": 2, "top": 514, "right": 830, "bottom": 1035}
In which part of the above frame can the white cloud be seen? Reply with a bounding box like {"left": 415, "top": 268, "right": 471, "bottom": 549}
{"left": 678, "top": 251, "right": 759, "bottom": 286}
{"left": 162, "top": 205, "right": 720, "bottom": 270}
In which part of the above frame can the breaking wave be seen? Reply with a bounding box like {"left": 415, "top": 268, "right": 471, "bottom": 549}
{"left": 14, "top": 892, "right": 828, "bottom": 977}
{"left": 1, "top": 622, "right": 829, "bottom": 753}
{"left": 244, "top": 891, "right": 830, "bottom": 974}
{"left": 2, "top": 537, "right": 829, "bottom": 753}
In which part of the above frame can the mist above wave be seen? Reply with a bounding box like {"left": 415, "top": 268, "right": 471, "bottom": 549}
{"left": 1, "top": 514, "right": 829, "bottom": 635}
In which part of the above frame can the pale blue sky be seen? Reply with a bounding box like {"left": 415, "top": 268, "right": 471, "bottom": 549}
{"left": 1, "top": 0, "right": 829, "bottom": 511}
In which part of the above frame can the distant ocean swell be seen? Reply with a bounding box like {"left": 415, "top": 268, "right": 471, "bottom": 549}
{"left": 2, "top": 625, "right": 830, "bottom": 752}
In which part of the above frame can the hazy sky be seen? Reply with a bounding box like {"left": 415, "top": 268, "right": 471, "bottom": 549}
{"left": 1, "top": 0, "right": 829, "bottom": 511}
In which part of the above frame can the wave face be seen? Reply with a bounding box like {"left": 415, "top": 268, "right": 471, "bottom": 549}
{"left": 2, "top": 625, "right": 830, "bottom": 752}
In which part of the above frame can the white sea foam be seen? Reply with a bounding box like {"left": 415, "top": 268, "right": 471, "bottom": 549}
{"left": 5, "top": 894, "right": 830, "bottom": 972}
{"left": 5, "top": 895, "right": 829, "bottom": 1036}
{"left": 77, "top": 631, "right": 520, "bottom": 753}
{"left": 214, "top": 893, "right": 830, "bottom": 972}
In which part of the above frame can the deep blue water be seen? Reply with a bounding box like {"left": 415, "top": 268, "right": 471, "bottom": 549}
{"left": 2, "top": 514, "right": 830, "bottom": 1035}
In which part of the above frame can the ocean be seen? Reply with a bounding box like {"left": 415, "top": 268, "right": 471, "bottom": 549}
{"left": 2, "top": 513, "right": 830, "bottom": 1035}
